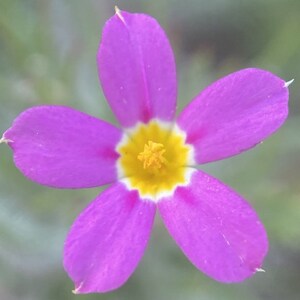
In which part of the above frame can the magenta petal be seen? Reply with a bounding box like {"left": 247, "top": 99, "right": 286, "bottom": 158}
{"left": 177, "top": 68, "right": 289, "bottom": 163}
{"left": 98, "top": 9, "right": 177, "bottom": 127}
{"left": 63, "top": 183, "right": 156, "bottom": 293}
{"left": 158, "top": 171, "right": 268, "bottom": 282}
{"left": 4, "top": 106, "right": 121, "bottom": 188}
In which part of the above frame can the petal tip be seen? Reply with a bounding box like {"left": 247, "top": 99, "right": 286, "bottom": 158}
{"left": 114, "top": 5, "right": 126, "bottom": 24}
{"left": 72, "top": 282, "right": 84, "bottom": 294}
{"left": 0, "top": 136, "right": 12, "bottom": 144}
{"left": 255, "top": 267, "right": 266, "bottom": 273}
{"left": 284, "top": 79, "right": 294, "bottom": 88}
{"left": 114, "top": 5, "right": 120, "bottom": 14}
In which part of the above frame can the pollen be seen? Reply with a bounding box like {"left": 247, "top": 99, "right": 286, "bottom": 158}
{"left": 117, "top": 120, "right": 195, "bottom": 201}
{"left": 137, "top": 141, "right": 167, "bottom": 171}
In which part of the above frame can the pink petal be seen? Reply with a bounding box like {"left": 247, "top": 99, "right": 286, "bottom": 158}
{"left": 98, "top": 9, "right": 177, "bottom": 127}
{"left": 63, "top": 183, "right": 156, "bottom": 293}
{"left": 158, "top": 170, "right": 268, "bottom": 282}
{"left": 177, "top": 68, "right": 289, "bottom": 163}
{"left": 4, "top": 106, "right": 121, "bottom": 188}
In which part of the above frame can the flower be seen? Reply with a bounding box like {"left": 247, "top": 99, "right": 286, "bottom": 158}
{"left": 1, "top": 7, "right": 290, "bottom": 294}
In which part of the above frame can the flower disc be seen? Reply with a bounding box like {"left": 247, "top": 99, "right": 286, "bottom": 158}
{"left": 117, "top": 120, "right": 195, "bottom": 201}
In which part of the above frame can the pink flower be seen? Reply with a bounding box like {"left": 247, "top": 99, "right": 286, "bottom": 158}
{"left": 1, "top": 8, "right": 290, "bottom": 294}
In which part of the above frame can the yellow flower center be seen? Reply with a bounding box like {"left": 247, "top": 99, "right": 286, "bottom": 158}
{"left": 137, "top": 141, "right": 167, "bottom": 172}
{"left": 117, "top": 120, "right": 195, "bottom": 201}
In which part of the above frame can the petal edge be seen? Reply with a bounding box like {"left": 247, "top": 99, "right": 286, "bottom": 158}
{"left": 4, "top": 105, "right": 122, "bottom": 188}
{"left": 158, "top": 170, "right": 268, "bottom": 282}
{"left": 98, "top": 10, "right": 177, "bottom": 127}
{"left": 178, "top": 68, "right": 289, "bottom": 164}
{"left": 64, "top": 183, "right": 156, "bottom": 293}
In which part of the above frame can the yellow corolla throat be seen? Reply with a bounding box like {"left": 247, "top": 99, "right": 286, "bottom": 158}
{"left": 117, "top": 120, "right": 195, "bottom": 202}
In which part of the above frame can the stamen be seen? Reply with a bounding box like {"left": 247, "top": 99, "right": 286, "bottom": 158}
{"left": 138, "top": 141, "right": 167, "bottom": 170}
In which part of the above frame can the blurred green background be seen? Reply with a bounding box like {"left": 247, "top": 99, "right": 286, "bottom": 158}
{"left": 0, "top": 0, "right": 299, "bottom": 299}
